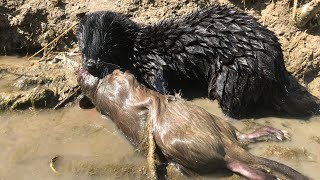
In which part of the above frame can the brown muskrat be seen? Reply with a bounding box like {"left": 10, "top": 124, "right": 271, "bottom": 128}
{"left": 78, "top": 69, "right": 308, "bottom": 180}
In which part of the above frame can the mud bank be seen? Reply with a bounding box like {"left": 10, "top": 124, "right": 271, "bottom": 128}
{"left": 0, "top": 0, "right": 319, "bottom": 110}
{"left": 0, "top": 55, "right": 81, "bottom": 110}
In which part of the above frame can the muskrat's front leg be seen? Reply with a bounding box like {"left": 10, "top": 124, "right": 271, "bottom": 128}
{"left": 237, "top": 126, "right": 290, "bottom": 143}
{"left": 79, "top": 95, "right": 95, "bottom": 109}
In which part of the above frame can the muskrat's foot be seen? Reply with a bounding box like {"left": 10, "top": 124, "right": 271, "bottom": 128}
{"left": 238, "top": 126, "right": 290, "bottom": 143}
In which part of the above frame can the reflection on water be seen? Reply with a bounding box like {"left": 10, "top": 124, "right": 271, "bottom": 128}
{"left": 0, "top": 99, "right": 319, "bottom": 179}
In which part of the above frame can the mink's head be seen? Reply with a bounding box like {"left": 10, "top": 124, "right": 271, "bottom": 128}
{"left": 78, "top": 11, "right": 137, "bottom": 78}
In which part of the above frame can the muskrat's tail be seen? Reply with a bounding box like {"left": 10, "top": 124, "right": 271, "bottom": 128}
{"left": 253, "top": 156, "right": 309, "bottom": 180}
{"left": 231, "top": 148, "right": 309, "bottom": 180}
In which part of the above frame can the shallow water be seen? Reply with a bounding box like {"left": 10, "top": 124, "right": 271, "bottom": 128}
{"left": 0, "top": 56, "right": 38, "bottom": 93}
{"left": 0, "top": 100, "right": 319, "bottom": 180}
{"left": 0, "top": 56, "right": 30, "bottom": 66}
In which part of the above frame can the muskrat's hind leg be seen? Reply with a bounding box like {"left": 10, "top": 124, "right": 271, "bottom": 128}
{"left": 237, "top": 126, "right": 290, "bottom": 143}
{"left": 225, "top": 157, "right": 276, "bottom": 180}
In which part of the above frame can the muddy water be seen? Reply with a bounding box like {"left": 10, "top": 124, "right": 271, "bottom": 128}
{"left": 0, "top": 100, "right": 319, "bottom": 180}
{"left": 0, "top": 56, "right": 40, "bottom": 93}
{"left": 0, "top": 106, "right": 146, "bottom": 180}
{"left": 0, "top": 56, "right": 31, "bottom": 66}
{"left": 0, "top": 56, "right": 28, "bottom": 93}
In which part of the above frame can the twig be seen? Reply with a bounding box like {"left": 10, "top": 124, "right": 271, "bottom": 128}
{"left": 293, "top": 0, "right": 299, "bottom": 20}
{"left": 147, "top": 113, "right": 157, "bottom": 180}
{"left": 28, "top": 22, "right": 79, "bottom": 60}
{"left": 53, "top": 86, "right": 81, "bottom": 110}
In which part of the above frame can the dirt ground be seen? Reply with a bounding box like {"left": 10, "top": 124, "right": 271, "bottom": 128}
{"left": 0, "top": 0, "right": 319, "bottom": 109}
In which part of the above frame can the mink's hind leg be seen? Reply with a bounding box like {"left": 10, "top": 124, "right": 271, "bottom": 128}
{"left": 225, "top": 156, "right": 276, "bottom": 180}
{"left": 237, "top": 126, "right": 290, "bottom": 143}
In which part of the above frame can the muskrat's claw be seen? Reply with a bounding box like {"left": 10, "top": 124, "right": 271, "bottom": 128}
{"left": 264, "top": 127, "right": 290, "bottom": 142}
{"left": 280, "top": 130, "right": 291, "bottom": 141}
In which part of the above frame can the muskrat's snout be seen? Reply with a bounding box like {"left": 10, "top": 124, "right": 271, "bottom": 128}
{"left": 77, "top": 67, "right": 100, "bottom": 101}
{"left": 77, "top": 67, "right": 99, "bottom": 87}
{"left": 77, "top": 67, "right": 89, "bottom": 83}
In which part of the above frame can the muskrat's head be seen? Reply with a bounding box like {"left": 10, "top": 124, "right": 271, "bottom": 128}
{"left": 78, "top": 11, "right": 138, "bottom": 78}
{"left": 77, "top": 68, "right": 100, "bottom": 100}
{"left": 107, "top": 69, "right": 140, "bottom": 90}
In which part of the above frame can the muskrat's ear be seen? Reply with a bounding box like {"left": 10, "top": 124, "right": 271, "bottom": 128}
{"left": 124, "top": 70, "right": 131, "bottom": 74}
{"left": 123, "top": 71, "right": 137, "bottom": 81}
{"left": 112, "top": 69, "right": 123, "bottom": 75}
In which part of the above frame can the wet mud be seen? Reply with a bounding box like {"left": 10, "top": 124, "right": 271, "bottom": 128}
{"left": 0, "top": 100, "right": 319, "bottom": 179}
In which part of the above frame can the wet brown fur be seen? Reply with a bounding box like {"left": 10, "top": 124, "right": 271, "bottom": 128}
{"left": 78, "top": 69, "right": 308, "bottom": 180}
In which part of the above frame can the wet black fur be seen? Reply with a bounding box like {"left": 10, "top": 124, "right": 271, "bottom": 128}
{"left": 78, "top": 4, "right": 319, "bottom": 118}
